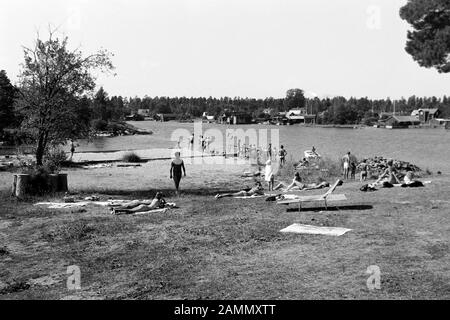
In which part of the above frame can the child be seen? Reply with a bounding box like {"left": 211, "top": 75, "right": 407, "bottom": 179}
{"left": 265, "top": 159, "right": 275, "bottom": 191}
{"left": 360, "top": 160, "right": 368, "bottom": 181}
{"left": 350, "top": 162, "right": 357, "bottom": 180}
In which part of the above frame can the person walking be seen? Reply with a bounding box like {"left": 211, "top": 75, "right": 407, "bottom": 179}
{"left": 69, "top": 139, "right": 77, "bottom": 161}
{"left": 170, "top": 152, "right": 186, "bottom": 195}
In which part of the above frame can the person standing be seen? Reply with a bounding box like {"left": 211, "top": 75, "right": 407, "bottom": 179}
{"left": 267, "top": 143, "right": 272, "bottom": 160}
{"left": 360, "top": 160, "right": 368, "bottom": 181}
{"left": 189, "top": 133, "right": 194, "bottom": 149}
{"left": 342, "top": 151, "right": 351, "bottom": 179}
{"left": 69, "top": 139, "right": 77, "bottom": 161}
{"left": 265, "top": 159, "right": 275, "bottom": 191}
{"left": 170, "top": 152, "right": 186, "bottom": 195}
{"left": 279, "top": 145, "right": 287, "bottom": 167}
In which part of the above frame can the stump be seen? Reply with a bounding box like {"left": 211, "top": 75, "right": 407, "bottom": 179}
{"left": 12, "top": 174, "right": 31, "bottom": 198}
{"left": 48, "top": 174, "right": 59, "bottom": 193}
{"left": 58, "top": 173, "right": 68, "bottom": 192}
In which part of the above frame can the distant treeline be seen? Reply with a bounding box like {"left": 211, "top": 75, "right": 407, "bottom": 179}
{"left": 2, "top": 68, "right": 450, "bottom": 136}
{"left": 103, "top": 90, "right": 450, "bottom": 125}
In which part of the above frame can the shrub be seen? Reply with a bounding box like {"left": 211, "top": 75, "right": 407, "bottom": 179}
{"left": 43, "top": 146, "right": 67, "bottom": 173}
{"left": 92, "top": 119, "right": 108, "bottom": 131}
{"left": 122, "top": 152, "right": 141, "bottom": 163}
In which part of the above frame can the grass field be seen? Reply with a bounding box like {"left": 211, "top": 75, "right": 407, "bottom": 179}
{"left": 0, "top": 162, "right": 449, "bottom": 300}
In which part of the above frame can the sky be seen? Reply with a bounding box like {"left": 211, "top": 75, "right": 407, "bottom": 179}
{"left": 1, "top": 0, "right": 449, "bottom": 99}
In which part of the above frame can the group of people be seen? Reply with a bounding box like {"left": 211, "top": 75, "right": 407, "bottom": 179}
{"left": 214, "top": 171, "right": 332, "bottom": 199}
{"left": 186, "top": 133, "right": 214, "bottom": 154}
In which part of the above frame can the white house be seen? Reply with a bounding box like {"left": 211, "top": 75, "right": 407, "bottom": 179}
{"left": 286, "top": 108, "right": 307, "bottom": 122}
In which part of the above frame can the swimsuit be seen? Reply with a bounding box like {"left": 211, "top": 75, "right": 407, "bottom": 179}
{"left": 171, "top": 161, "right": 184, "bottom": 188}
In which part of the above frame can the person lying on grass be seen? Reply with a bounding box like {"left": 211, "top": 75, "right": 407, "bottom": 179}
{"left": 215, "top": 181, "right": 264, "bottom": 199}
{"left": 110, "top": 192, "right": 175, "bottom": 214}
{"left": 273, "top": 172, "right": 330, "bottom": 192}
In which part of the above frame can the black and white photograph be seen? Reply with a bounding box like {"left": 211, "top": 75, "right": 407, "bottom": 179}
{"left": 0, "top": 0, "right": 449, "bottom": 309}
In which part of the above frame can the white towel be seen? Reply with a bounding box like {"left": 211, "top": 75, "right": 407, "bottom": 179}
{"left": 280, "top": 223, "right": 352, "bottom": 236}
{"left": 35, "top": 201, "right": 112, "bottom": 209}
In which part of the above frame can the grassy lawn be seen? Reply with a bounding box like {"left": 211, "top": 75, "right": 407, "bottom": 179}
{"left": 0, "top": 168, "right": 449, "bottom": 300}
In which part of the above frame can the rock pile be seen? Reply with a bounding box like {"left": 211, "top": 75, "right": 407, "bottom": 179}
{"left": 357, "top": 156, "right": 422, "bottom": 174}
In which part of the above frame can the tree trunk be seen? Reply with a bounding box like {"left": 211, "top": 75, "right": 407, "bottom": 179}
{"left": 12, "top": 174, "right": 31, "bottom": 198}
{"left": 35, "top": 132, "right": 46, "bottom": 166}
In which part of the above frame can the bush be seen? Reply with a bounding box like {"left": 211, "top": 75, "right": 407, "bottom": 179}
{"left": 92, "top": 119, "right": 108, "bottom": 131}
{"left": 122, "top": 152, "right": 141, "bottom": 163}
{"left": 44, "top": 146, "right": 67, "bottom": 172}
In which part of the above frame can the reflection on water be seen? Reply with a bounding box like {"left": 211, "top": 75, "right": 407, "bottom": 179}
{"left": 74, "top": 121, "right": 450, "bottom": 172}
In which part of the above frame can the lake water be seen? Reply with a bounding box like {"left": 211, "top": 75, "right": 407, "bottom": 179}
{"left": 75, "top": 121, "right": 450, "bottom": 172}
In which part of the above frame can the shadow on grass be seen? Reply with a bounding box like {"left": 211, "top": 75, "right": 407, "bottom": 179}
{"left": 286, "top": 204, "right": 373, "bottom": 212}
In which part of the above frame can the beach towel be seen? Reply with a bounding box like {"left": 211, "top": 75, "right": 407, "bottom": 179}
{"left": 35, "top": 201, "right": 112, "bottom": 209}
{"left": 265, "top": 194, "right": 300, "bottom": 201}
{"left": 280, "top": 223, "right": 352, "bottom": 236}
{"left": 35, "top": 202, "right": 89, "bottom": 209}
{"left": 233, "top": 194, "right": 266, "bottom": 199}
{"left": 133, "top": 208, "right": 168, "bottom": 215}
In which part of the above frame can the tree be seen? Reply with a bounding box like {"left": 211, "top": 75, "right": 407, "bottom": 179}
{"left": 91, "top": 87, "right": 111, "bottom": 122}
{"left": 284, "top": 88, "right": 306, "bottom": 111}
{"left": 15, "top": 31, "right": 114, "bottom": 165}
{"left": 400, "top": 0, "right": 450, "bottom": 73}
{"left": 0, "top": 70, "right": 17, "bottom": 132}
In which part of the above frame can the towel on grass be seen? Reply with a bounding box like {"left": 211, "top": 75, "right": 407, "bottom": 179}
{"left": 35, "top": 201, "right": 112, "bottom": 209}
{"left": 280, "top": 223, "right": 352, "bottom": 236}
{"left": 233, "top": 194, "right": 266, "bottom": 199}
{"left": 133, "top": 208, "right": 168, "bottom": 215}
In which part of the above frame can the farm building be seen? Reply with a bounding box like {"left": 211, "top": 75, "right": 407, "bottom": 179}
{"left": 429, "top": 118, "right": 450, "bottom": 127}
{"left": 156, "top": 113, "right": 178, "bottom": 122}
{"left": 384, "top": 115, "right": 421, "bottom": 128}
{"left": 219, "top": 112, "right": 253, "bottom": 125}
{"left": 137, "top": 109, "right": 151, "bottom": 117}
{"left": 411, "top": 108, "right": 441, "bottom": 124}
{"left": 286, "top": 108, "right": 316, "bottom": 124}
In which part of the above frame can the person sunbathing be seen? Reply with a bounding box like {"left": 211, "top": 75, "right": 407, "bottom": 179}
{"left": 297, "top": 158, "right": 309, "bottom": 168}
{"left": 215, "top": 181, "right": 264, "bottom": 199}
{"left": 273, "top": 172, "right": 305, "bottom": 191}
{"left": 373, "top": 160, "right": 400, "bottom": 187}
{"left": 400, "top": 169, "right": 424, "bottom": 188}
{"left": 111, "top": 192, "right": 173, "bottom": 214}
{"left": 273, "top": 173, "right": 330, "bottom": 192}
